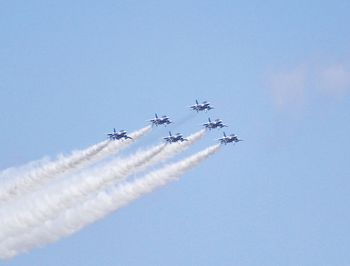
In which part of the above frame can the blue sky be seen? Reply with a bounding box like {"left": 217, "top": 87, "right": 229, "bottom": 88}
{"left": 0, "top": 0, "right": 350, "bottom": 265}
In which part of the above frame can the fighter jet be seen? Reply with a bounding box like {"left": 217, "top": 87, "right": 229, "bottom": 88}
{"left": 107, "top": 128, "right": 132, "bottom": 140}
{"left": 217, "top": 132, "right": 243, "bottom": 145}
{"left": 163, "top": 131, "right": 188, "bottom": 143}
{"left": 203, "top": 118, "right": 227, "bottom": 130}
{"left": 190, "top": 100, "right": 213, "bottom": 112}
{"left": 148, "top": 113, "right": 172, "bottom": 127}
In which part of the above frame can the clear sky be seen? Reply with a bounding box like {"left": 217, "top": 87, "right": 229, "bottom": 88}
{"left": 1, "top": 0, "right": 350, "bottom": 265}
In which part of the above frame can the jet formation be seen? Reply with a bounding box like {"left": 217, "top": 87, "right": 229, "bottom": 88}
{"left": 107, "top": 99, "right": 242, "bottom": 145}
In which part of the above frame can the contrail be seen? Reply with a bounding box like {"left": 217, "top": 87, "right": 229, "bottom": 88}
{"left": 0, "top": 126, "right": 151, "bottom": 204}
{"left": 0, "top": 129, "right": 204, "bottom": 244}
{"left": 0, "top": 144, "right": 220, "bottom": 259}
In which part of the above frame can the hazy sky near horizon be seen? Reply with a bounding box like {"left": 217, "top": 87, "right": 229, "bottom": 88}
{"left": 1, "top": 1, "right": 350, "bottom": 265}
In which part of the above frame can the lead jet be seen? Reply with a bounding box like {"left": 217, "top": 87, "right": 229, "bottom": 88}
{"left": 163, "top": 131, "right": 188, "bottom": 143}
{"left": 148, "top": 113, "right": 172, "bottom": 127}
{"left": 217, "top": 132, "right": 243, "bottom": 145}
{"left": 203, "top": 118, "right": 227, "bottom": 130}
{"left": 190, "top": 100, "right": 213, "bottom": 112}
{"left": 107, "top": 128, "right": 132, "bottom": 140}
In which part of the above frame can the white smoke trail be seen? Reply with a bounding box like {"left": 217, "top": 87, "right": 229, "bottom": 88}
{"left": 0, "top": 144, "right": 219, "bottom": 259}
{"left": 0, "top": 129, "right": 204, "bottom": 244}
{"left": 0, "top": 157, "right": 50, "bottom": 182}
{"left": 0, "top": 140, "right": 108, "bottom": 203}
{"left": 145, "top": 129, "right": 206, "bottom": 168}
{"left": 0, "top": 126, "right": 151, "bottom": 204}
{"left": 0, "top": 143, "right": 165, "bottom": 241}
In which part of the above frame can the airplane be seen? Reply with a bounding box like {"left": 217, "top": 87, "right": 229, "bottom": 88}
{"left": 163, "top": 131, "right": 188, "bottom": 143}
{"left": 148, "top": 113, "right": 172, "bottom": 127}
{"left": 217, "top": 132, "right": 243, "bottom": 145}
{"left": 107, "top": 128, "right": 132, "bottom": 140}
{"left": 203, "top": 118, "right": 227, "bottom": 130}
{"left": 190, "top": 100, "right": 213, "bottom": 112}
